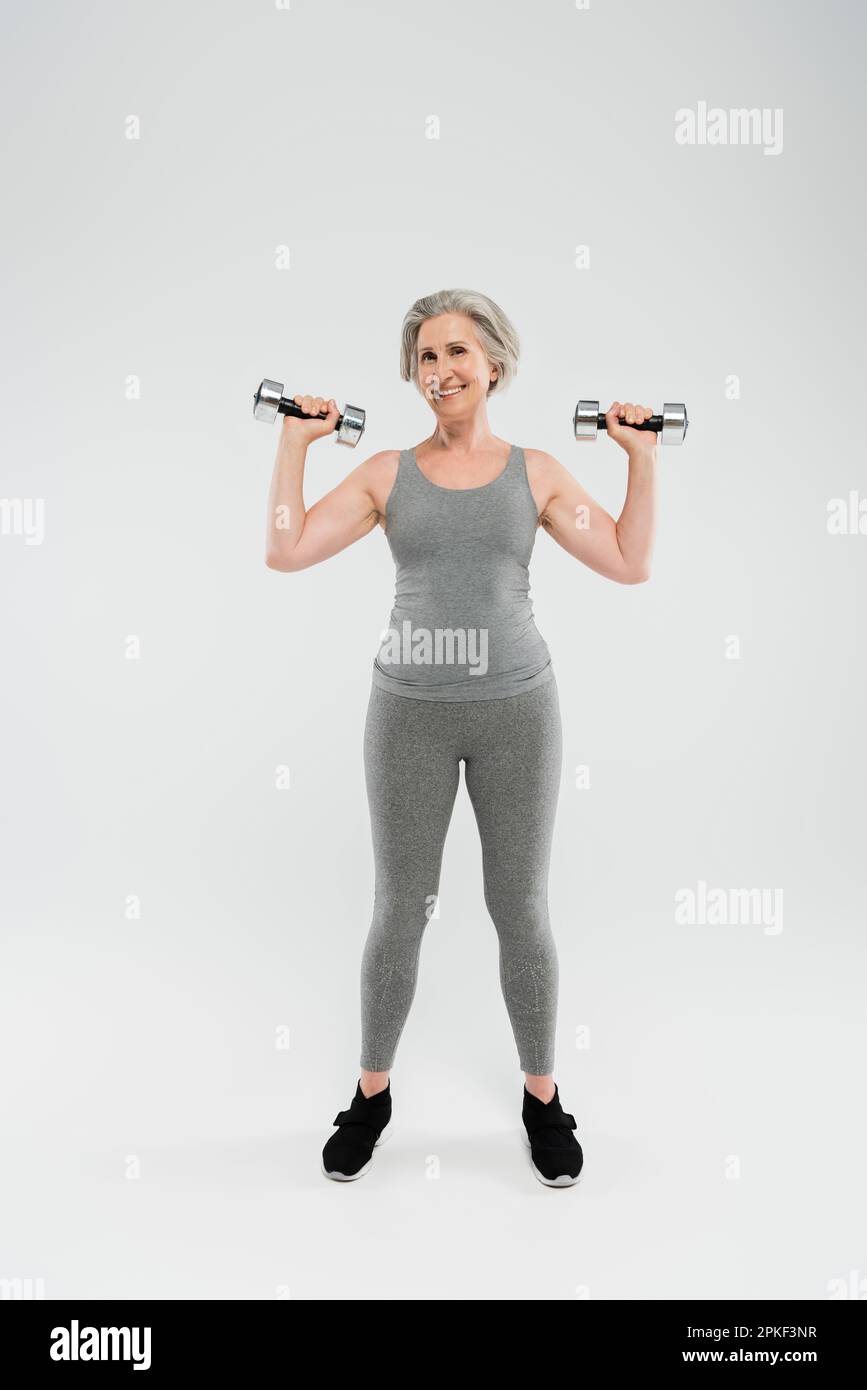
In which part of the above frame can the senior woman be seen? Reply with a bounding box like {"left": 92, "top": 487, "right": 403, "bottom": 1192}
{"left": 264, "top": 288, "right": 657, "bottom": 1186}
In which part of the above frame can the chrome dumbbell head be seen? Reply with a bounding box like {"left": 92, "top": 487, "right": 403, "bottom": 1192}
{"left": 573, "top": 400, "right": 601, "bottom": 441}
{"left": 336, "top": 404, "right": 365, "bottom": 447}
{"left": 661, "top": 402, "right": 688, "bottom": 445}
{"left": 253, "top": 378, "right": 284, "bottom": 424}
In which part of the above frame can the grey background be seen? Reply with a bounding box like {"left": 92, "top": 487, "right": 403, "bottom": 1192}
{"left": 1, "top": 0, "right": 865, "bottom": 1300}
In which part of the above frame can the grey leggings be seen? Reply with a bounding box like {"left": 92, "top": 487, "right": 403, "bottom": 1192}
{"left": 359, "top": 675, "right": 563, "bottom": 1075}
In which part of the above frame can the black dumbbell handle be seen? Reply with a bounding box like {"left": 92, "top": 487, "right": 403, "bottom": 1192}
{"left": 275, "top": 394, "right": 345, "bottom": 426}
{"left": 596, "top": 412, "right": 666, "bottom": 433}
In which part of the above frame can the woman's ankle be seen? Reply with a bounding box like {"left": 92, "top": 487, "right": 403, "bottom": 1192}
{"left": 524, "top": 1073, "right": 556, "bottom": 1103}
{"left": 359, "top": 1069, "right": 390, "bottom": 1098}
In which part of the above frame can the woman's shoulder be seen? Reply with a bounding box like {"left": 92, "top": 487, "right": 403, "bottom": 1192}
{"left": 357, "top": 448, "right": 402, "bottom": 484}
{"left": 361, "top": 447, "right": 402, "bottom": 468}
{"left": 521, "top": 446, "right": 562, "bottom": 484}
{"left": 522, "top": 446, "right": 557, "bottom": 468}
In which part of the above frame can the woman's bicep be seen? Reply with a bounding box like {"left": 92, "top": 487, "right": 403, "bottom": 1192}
{"left": 279, "top": 453, "right": 390, "bottom": 571}
{"left": 536, "top": 453, "right": 637, "bottom": 583}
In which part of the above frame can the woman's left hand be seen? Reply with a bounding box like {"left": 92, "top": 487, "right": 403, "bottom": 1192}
{"left": 604, "top": 401, "right": 658, "bottom": 458}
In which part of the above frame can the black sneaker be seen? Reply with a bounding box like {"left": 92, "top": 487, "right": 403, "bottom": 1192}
{"left": 321, "top": 1079, "right": 393, "bottom": 1181}
{"left": 521, "top": 1083, "right": 583, "bottom": 1187}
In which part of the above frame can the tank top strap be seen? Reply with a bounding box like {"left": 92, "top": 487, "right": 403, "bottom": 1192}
{"left": 497, "top": 443, "right": 534, "bottom": 502}
{"left": 396, "top": 446, "right": 424, "bottom": 490}
{"left": 501, "top": 442, "right": 521, "bottom": 485}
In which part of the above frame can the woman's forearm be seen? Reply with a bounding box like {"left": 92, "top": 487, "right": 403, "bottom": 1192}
{"left": 265, "top": 436, "right": 308, "bottom": 569}
{"left": 614, "top": 449, "right": 657, "bottom": 581}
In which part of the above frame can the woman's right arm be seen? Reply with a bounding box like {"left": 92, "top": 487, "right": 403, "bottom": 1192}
{"left": 264, "top": 393, "right": 393, "bottom": 572}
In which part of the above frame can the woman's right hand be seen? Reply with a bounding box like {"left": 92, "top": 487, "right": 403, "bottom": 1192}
{"left": 280, "top": 393, "right": 341, "bottom": 447}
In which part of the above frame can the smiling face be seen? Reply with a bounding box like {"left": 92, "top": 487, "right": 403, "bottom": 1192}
{"left": 416, "top": 313, "right": 497, "bottom": 413}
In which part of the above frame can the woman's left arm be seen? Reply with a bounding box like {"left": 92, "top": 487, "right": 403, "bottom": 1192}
{"left": 529, "top": 401, "right": 658, "bottom": 584}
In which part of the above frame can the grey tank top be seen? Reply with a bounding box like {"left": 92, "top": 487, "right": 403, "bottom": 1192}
{"left": 371, "top": 443, "right": 554, "bottom": 701}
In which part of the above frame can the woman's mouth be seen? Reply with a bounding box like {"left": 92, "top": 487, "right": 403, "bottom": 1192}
{"left": 438, "top": 384, "right": 467, "bottom": 399}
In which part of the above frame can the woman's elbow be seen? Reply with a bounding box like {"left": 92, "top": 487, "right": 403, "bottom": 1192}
{"left": 265, "top": 550, "right": 299, "bottom": 572}
{"left": 622, "top": 566, "right": 651, "bottom": 584}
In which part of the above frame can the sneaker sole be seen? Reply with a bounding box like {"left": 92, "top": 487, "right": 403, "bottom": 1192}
{"left": 321, "top": 1119, "right": 394, "bottom": 1181}
{"left": 521, "top": 1128, "right": 584, "bottom": 1187}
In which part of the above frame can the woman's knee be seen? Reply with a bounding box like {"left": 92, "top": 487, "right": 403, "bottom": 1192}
{"left": 364, "top": 893, "right": 434, "bottom": 948}
{"left": 483, "top": 887, "right": 552, "bottom": 937}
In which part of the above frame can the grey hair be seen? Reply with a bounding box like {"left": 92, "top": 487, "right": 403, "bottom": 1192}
{"left": 399, "top": 288, "right": 520, "bottom": 398}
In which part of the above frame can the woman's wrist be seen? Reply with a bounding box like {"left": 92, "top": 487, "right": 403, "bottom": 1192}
{"left": 625, "top": 444, "right": 658, "bottom": 468}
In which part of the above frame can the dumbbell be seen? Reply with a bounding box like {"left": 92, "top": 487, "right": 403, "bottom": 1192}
{"left": 252, "top": 378, "right": 366, "bottom": 447}
{"left": 574, "top": 399, "right": 688, "bottom": 445}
